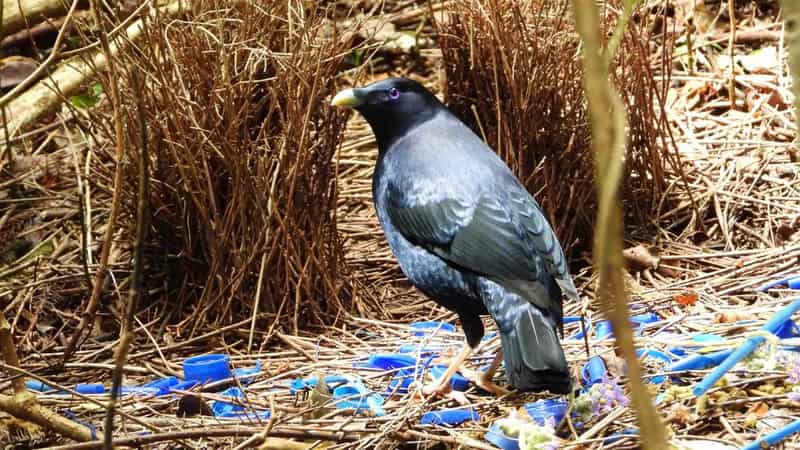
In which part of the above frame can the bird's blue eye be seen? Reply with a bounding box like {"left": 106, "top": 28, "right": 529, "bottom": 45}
{"left": 388, "top": 87, "right": 400, "bottom": 100}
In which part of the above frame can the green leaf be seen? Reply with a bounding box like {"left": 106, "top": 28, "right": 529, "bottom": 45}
{"left": 70, "top": 83, "right": 104, "bottom": 109}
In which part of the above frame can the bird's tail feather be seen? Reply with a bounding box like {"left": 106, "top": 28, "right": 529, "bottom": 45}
{"left": 500, "top": 303, "right": 572, "bottom": 394}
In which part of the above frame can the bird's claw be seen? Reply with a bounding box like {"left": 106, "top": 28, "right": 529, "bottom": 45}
{"left": 474, "top": 373, "right": 510, "bottom": 396}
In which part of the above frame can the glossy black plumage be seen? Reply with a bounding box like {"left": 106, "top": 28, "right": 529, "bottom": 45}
{"left": 334, "top": 78, "right": 577, "bottom": 393}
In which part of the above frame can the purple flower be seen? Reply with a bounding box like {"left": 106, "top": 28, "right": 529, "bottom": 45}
{"left": 786, "top": 355, "right": 800, "bottom": 384}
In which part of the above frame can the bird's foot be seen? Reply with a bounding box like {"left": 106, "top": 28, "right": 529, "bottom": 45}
{"left": 422, "top": 381, "right": 452, "bottom": 397}
{"left": 475, "top": 373, "right": 510, "bottom": 396}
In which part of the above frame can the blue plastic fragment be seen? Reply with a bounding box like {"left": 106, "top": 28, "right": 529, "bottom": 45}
{"left": 398, "top": 344, "right": 443, "bottom": 355}
{"left": 524, "top": 398, "right": 568, "bottom": 426}
{"left": 595, "top": 321, "right": 613, "bottom": 339}
{"left": 363, "top": 353, "right": 419, "bottom": 371}
{"left": 741, "top": 417, "right": 800, "bottom": 450}
{"left": 211, "top": 386, "right": 270, "bottom": 420}
{"left": 775, "top": 320, "right": 800, "bottom": 339}
{"left": 635, "top": 349, "right": 673, "bottom": 384}
{"left": 757, "top": 274, "right": 800, "bottom": 292}
{"left": 420, "top": 408, "right": 479, "bottom": 426}
{"left": 62, "top": 409, "right": 97, "bottom": 440}
{"left": 75, "top": 383, "right": 105, "bottom": 394}
{"left": 332, "top": 380, "right": 385, "bottom": 416}
{"left": 171, "top": 380, "right": 199, "bottom": 392}
{"left": 387, "top": 368, "right": 417, "bottom": 394}
{"left": 485, "top": 422, "right": 519, "bottom": 450}
{"left": 430, "top": 365, "right": 470, "bottom": 391}
{"left": 183, "top": 354, "right": 231, "bottom": 383}
{"left": 26, "top": 380, "right": 54, "bottom": 392}
{"left": 693, "top": 299, "right": 800, "bottom": 397}
{"left": 604, "top": 428, "right": 638, "bottom": 444}
{"left": 142, "top": 376, "right": 179, "bottom": 395}
{"left": 594, "top": 314, "right": 661, "bottom": 339}
{"left": 581, "top": 356, "right": 607, "bottom": 387}
{"left": 231, "top": 360, "right": 262, "bottom": 384}
{"left": 692, "top": 333, "right": 725, "bottom": 343}
{"left": 409, "top": 321, "right": 456, "bottom": 336}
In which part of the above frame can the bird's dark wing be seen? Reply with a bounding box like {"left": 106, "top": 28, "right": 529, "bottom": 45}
{"left": 386, "top": 177, "right": 576, "bottom": 316}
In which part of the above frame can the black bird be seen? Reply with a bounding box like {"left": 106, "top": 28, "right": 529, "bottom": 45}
{"left": 331, "top": 78, "right": 576, "bottom": 395}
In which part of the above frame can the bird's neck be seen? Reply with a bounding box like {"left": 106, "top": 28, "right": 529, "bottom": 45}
{"left": 368, "top": 109, "right": 438, "bottom": 154}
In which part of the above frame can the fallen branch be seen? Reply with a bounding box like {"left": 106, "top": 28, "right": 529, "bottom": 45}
{"left": 1, "top": 0, "right": 74, "bottom": 37}
{"left": 0, "top": 312, "right": 92, "bottom": 441}
{"left": 3, "top": 1, "right": 186, "bottom": 138}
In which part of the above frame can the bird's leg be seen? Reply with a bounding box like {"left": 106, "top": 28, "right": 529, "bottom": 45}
{"left": 422, "top": 344, "right": 472, "bottom": 397}
{"left": 473, "top": 350, "right": 510, "bottom": 396}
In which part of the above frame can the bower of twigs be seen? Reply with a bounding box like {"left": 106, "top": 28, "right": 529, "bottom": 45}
{"left": 91, "top": 1, "right": 357, "bottom": 334}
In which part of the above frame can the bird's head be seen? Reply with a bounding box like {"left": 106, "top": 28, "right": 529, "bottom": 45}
{"left": 331, "top": 77, "right": 442, "bottom": 151}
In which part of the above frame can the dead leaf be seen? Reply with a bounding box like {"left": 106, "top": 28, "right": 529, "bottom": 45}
{"left": 746, "top": 401, "right": 769, "bottom": 417}
{"left": 715, "top": 311, "right": 753, "bottom": 323}
{"left": 0, "top": 56, "right": 38, "bottom": 89}
{"left": 674, "top": 291, "right": 698, "bottom": 306}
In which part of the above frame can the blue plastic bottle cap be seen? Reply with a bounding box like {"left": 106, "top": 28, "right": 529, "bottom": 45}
{"left": 75, "top": 383, "right": 105, "bottom": 394}
{"left": 485, "top": 422, "right": 519, "bottom": 450}
{"left": 524, "top": 399, "right": 568, "bottom": 427}
{"left": 183, "top": 354, "right": 231, "bottom": 383}
{"left": 581, "top": 356, "right": 607, "bottom": 387}
{"left": 420, "top": 408, "right": 479, "bottom": 426}
{"left": 409, "top": 321, "right": 456, "bottom": 336}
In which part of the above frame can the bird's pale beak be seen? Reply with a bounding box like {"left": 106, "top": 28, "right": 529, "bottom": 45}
{"left": 331, "top": 88, "right": 363, "bottom": 108}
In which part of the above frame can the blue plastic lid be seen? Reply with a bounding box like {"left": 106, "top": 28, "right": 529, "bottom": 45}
{"left": 332, "top": 382, "right": 385, "bottom": 416}
{"left": 420, "top": 408, "right": 479, "bottom": 426}
{"left": 524, "top": 398, "right": 568, "bottom": 427}
{"left": 409, "top": 321, "right": 456, "bottom": 336}
{"left": 75, "top": 383, "right": 105, "bottom": 394}
{"left": 183, "top": 354, "right": 231, "bottom": 383}
{"left": 581, "top": 356, "right": 607, "bottom": 387}
{"left": 485, "top": 422, "right": 519, "bottom": 450}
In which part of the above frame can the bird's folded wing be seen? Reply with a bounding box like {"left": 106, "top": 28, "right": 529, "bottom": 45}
{"left": 386, "top": 180, "right": 576, "bottom": 301}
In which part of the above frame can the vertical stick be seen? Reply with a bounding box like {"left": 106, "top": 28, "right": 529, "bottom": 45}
{"left": 571, "top": 1, "right": 669, "bottom": 448}
{"left": 728, "top": 0, "right": 737, "bottom": 109}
